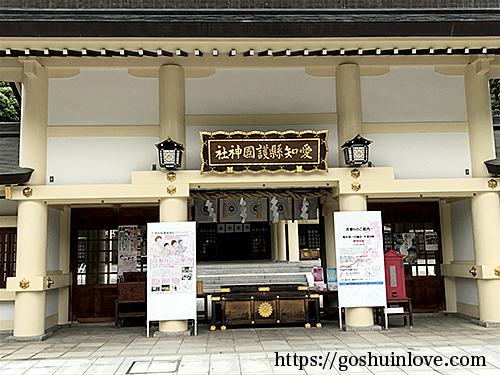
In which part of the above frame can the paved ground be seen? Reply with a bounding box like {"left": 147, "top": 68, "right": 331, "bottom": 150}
{"left": 1, "top": 314, "right": 500, "bottom": 374}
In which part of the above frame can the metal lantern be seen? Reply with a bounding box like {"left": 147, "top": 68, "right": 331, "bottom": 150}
{"left": 341, "top": 134, "right": 372, "bottom": 167}
{"left": 156, "top": 137, "right": 184, "bottom": 170}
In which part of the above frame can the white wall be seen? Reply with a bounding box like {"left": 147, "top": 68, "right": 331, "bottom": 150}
{"left": 48, "top": 69, "right": 159, "bottom": 126}
{"left": 450, "top": 199, "right": 475, "bottom": 261}
{"left": 186, "top": 68, "right": 336, "bottom": 115}
{"left": 46, "top": 208, "right": 60, "bottom": 272}
{"left": 361, "top": 66, "right": 467, "bottom": 123}
{"left": 0, "top": 301, "right": 14, "bottom": 322}
{"left": 186, "top": 124, "right": 338, "bottom": 170}
{"left": 455, "top": 278, "right": 479, "bottom": 306}
{"left": 0, "top": 200, "right": 17, "bottom": 216}
{"left": 366, "top": 132, "right": 471, "bottom": 179}
{"left": 47, "top": 137, "right": 159, "bottom": 185}
{"left": 47, "top": 66, "right": 468, "bottom": 122}
{"left": 45, "top": 289, "right": 59, "bottom": 318}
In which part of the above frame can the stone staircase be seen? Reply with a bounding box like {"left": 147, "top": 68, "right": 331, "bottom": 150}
{"left": 197, "top": 260, "right": 320, "bottom": 293}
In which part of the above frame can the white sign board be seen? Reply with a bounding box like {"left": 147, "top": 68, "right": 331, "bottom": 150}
{"left": 334, "top": 211, "right": 386, "bottom": 308}
{"left": 147, "top": 222, "right": 196, "bottom": 332}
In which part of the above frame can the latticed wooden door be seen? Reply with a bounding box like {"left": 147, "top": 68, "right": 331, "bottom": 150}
{"left": 0, "top": 228, "right": 16, "bottom": 289}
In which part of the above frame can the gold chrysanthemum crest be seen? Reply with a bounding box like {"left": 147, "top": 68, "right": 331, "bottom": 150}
{"left": 258, "top": 302, "right": 273, "bottom": 318}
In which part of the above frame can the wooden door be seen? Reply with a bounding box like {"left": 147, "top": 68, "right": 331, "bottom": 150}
{"left": 368, "top": 202, "right": 445, "bottom": 312}
{"left": 70, "top": 207, "right": 158, "bottom": 322}
{"left": 0, "top": 228, "right": 16, "bottom": 289}
{"left": 72, "top": 285, "right": 118, "bottom": 322}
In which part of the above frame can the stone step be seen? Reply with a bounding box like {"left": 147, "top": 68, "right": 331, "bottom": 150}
{"left": 197, "top": 262, "right": 316, "bottom": 273}
{"left": 197, "top": 264, "right": 302, "bottom": 270}
{"left": 199, "top": 276, "right": 308, "bottom": 283}
{"left": 197, "top": 267, "right": 301, "bottom": 275}
{"left": 196, "top": 260, "right": 319, "bottom": 293}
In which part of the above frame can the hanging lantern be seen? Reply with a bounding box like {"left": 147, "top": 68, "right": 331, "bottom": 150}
{"left": 341, "top": 134, "right": 372, "bottom": 167}
{"left": 155, "top": 137, "right": 184, "bottom": 170}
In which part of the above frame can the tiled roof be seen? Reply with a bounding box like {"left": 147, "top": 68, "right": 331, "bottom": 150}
{"left": 1, "top": 1, "right": 499, "bottom": 37}
{"left": 1, "top": 0, "right": 499, "bottom": 10}
{"left": 0, "top": 123, "right": 33, "bottom": 185}
{"left": 0, "top": 123, "right": 19, "bottom": 168}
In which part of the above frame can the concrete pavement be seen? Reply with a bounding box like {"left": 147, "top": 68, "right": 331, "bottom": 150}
{"left": 1, "top": 314, "right": 500, "bottom": 374}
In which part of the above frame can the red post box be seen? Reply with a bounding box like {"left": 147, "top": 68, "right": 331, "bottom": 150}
{"left": 384, "top": 249, "right": 407, "bottom": 299}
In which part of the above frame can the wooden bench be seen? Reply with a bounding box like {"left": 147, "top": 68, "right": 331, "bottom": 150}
{"left": 115, "top": 274, "right": 146, "bottom": 328}
{"left": 375, "top": 297, "right": 413, "bottom": 329}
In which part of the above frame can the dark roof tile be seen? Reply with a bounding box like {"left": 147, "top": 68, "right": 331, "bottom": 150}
{"left": 1, "top": 0, "right": 499, "bottom": 10}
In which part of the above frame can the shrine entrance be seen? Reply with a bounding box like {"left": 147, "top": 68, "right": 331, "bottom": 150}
{"left": 191, "top": 188, "right": 327, "bottom": 263}
{"left": 368, "top": 201, "right": 445, "bottom": 312}
{"left": 70, "top": 206, "right": 158, "bottom": 322}
{"left": 197, "top": 222, "right": 271, "bottom": 261}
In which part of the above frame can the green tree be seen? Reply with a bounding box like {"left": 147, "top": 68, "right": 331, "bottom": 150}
{"left": 0, "top": 81, "right": 20, "bottom": 122}
{"left": 490, "top": 79, "right": 500, "bottom": 116}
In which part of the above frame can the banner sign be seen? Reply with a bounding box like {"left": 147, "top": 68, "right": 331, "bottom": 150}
{"left": 147, "top": 222, "right": 196, "bottom": 325}
{"left": 200, "top": 130, "right": 328, "bottom": 173}
{"left": 312, "top": 267, "right": 324, "bottom": 283}
{"left": 117, "top": 225, "right": 138, "bottom": 277}
{"left": 326, "top": 268, "right": 338, "bottom": 291}
{"left": 334, "top": 211, "right": 386, "bottom": 308}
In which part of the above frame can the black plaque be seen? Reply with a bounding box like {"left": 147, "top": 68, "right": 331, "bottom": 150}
{"left": 200, "top": 130, "right": 328, "bottom": 174}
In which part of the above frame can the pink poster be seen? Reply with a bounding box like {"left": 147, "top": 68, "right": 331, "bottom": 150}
{"left": 312, "top": 267, "right": 324, "bottom": 283}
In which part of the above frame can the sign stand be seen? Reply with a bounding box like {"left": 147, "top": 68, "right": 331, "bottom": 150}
{"left": 146, "top": 222, "right": 197, "bottom": 337}
{"left": 338, "top": 307, "right": 343, "bottom": 331}
{"left": 334, "top": 211, "right": 386, "bottom": 331}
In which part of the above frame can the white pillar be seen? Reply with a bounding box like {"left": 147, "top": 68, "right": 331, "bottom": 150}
{"left": 159, "top": 64, "right": 186, "bottom": 167}
{"left": 58, "top": 206, "right": 71, "bottom": 325}
{"left": 439, "top": 200, "right": 457, "bottom": 313}
{"left": 465, "top": 60, "right": 495, "bottom": 178}
{"left": 336, "top": 63, "right": 363, "bottom": 167}
{"left": 324, "top": 196, "right": 338, "bottom": 269}
{"left": 158, "top": 63, "right": 188, "bottom": 332}
{"left": 287, "top": 221, "right": 300, "bottom": 262}
{"left": 471, "top": 192, "right": 500, "bottom": 323}
{"left": 336, "top": 62, "right": 373, "bottom": 328}
{"left": 339, "top": 194, "right": 374, "bottom": 328}
{"left": 277, "top": 220, "right": 287, "bottom": 261}
{"left": 13, "top": 59, "right": 49, "bottom": 338}
{"left": 19, "top": 58, "right": 48, "bottom": 185}
{"left": 324, "top": 197, "right": 338, "bottom": 309}
{"left": 14, "top": 201, "right": 48, "bottom": 337}
{"left": 158, "top": 197, "right": 189, "bottom": 332}
{"left": 465, "top": 60, "right": 500, "bottom": 323}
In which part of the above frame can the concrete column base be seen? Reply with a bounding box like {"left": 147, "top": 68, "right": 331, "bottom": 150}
{"left": 14, "top": 291, "right": 46, "bottom": 337}
{"left": 343, "top": 325, "right": 382, "bottom": 332}
{"left": 5, "top": 332, "right": 53, "bottom": 342}
{"left": 6, "top": 325, "right": 62, "bottom": 342}
{"left": 153, "top": 328, "right": 192, "bottom": 337}
{"left": 159, "top": 319, "right": 188, "bottom": 333}
{"left": 345, "top": 307, "right": 374, "bottom": 327}
{"left": 477, "top": 279, "right": 500, "bottom": 323}
{"left": 471, "top": 319, "right": 500, "bottom": 328}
